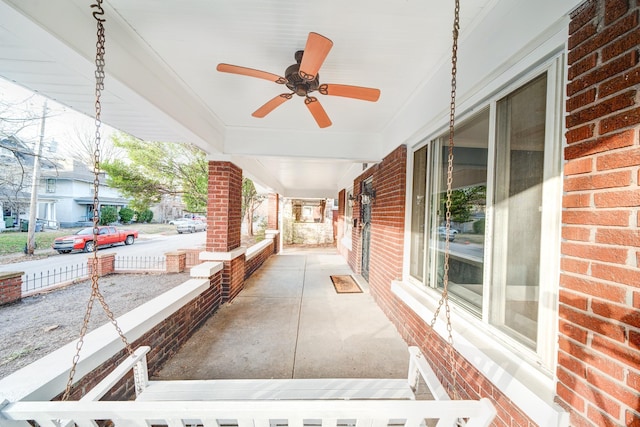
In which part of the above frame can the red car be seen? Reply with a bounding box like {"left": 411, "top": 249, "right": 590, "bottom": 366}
{"left": 52, "top": 226, "right": 138, "bottom": 254}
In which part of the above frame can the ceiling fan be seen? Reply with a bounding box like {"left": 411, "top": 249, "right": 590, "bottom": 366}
{"left": 216, "top": 32, "right": 380, "bottom": 128}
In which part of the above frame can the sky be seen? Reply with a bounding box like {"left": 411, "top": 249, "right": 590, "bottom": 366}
{"left": 0, "top": 76, "right": 114, "bottom": 155}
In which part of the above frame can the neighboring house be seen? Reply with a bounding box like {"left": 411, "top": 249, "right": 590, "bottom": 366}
{"left": 39, "top": 159, "right": 131, "bottom": 228}
{"left": 0, "top": 136, "right": 131, "bottom": 229}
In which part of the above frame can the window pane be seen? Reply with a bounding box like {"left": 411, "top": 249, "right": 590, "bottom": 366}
{"left": 430, "top": 109, "right": 489, "bottom": 314}
{"left": 410, "top": 146, "right": 428, "bottom": 280}
{"left": 491, "top": 74, "right": 547, "bottom": 347}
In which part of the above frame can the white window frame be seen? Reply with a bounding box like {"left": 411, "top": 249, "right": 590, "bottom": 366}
{"left": 398, "top": 49, "right": 566, "bottom": 426}
{"left": 341, "top": 188, "right": 354, "bottom": 251}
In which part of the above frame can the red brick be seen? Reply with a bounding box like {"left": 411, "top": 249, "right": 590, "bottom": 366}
{"left": 626, "top": 410, "right": 640, "bottom": 427}
{"left": 559, "top": 317, "right": 590, "bottom": 343}
{"left": 628, "top": 371, "right": 640, "bottom": 390}
{"left": 596, "top": 145, "right": 640, "bottom": 170}
{"left": 568, "top": 51, "right": 639, "bottom": 95}
{"left": 566, "top": 90, "right": 637, "bottom": 128}
{"left": 559, "top": 336, "right": 626, "bottom": 380}
{"left": 560, "top": 305, "right": 626, "bottom": 342}
{"left": 565, "top": 170, "right": 632, "bottom": 191}
{"left": 565, "top": 130, "right": 636, "bottom": 159}
{"left": 570, "top": 1, "right": 598, "bottom": 36}
{"left": 593, "top": 334, "right": 640, "bottom": 367}
{"left": 562, "top": 209, "right": 630, "bottom": 226}
{"left": 595, "top": 188, "right": 640, "bottom": 207}
{"left": 569, "top": 12, "right": 640, "bottom": 65}
{"left": 605, "top": 0, "right": 630, "bottom": 25}
{"left": 569, "top": 53, "right": 599, "bottom": 80}
{"left": 593, "top": 299, "right": 640, "bottom": 329}
{"left": 600, "top": 64, "right": 640, "bottom": 98}
{"left": 566, "top": 123, "right": 596, "bottom": 144}
{"left": 562, "top": 226, "right": 592, "bottom": 241}
{"left": 560, "top": 273, "right": 628, "bottom": 303}
{"left": 592, "top": 262, "right": 640, "bottom": 286}
{"left": 562, "top": 241, "right": 628, "bottom": 263}
{"left": 601, "top": 105, "right": 640, "bottom": 134}
{"left": 559, "top": 290, "right": 589, "bottom": 311}
{"left": 558, "top": 366, "right": 622, "bottom": 419}
{"left": 596, "top": 228, "right": 640, "bottom": 246}
{"left": 561, "top": 257, "right": 591, "bottom": 275}
{"left": 586, "top": 406, "right": 622, "bottom": 427}
{"left": 635, "top": 291, "right": 640, "bottom": 308}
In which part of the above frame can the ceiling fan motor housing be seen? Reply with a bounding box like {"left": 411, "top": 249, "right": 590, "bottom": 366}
{"left": 285, "top": 51, "right": 319, "bottom": 96}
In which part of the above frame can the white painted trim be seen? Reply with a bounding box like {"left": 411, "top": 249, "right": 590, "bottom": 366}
{"left": 391, "top": 280, "right": 569, "bottom": 427}
{"left": 199, "top": 247, "right": 247, "bottom": 261}
{"left": 190, "top": 261, "right": 224, "bottom": 278}
{"left": 340, "top": 235, "right": 353, "bottom": 252}
{"left": 0, "top": 278, "right": 210, "bottom": 403}
{"left": 245, "top": 240, "right": 273, "bottom": 261}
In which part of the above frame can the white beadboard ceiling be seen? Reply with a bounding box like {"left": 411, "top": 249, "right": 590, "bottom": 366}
{"left": 0, "top": 0, "right": 578, "bottom": 197}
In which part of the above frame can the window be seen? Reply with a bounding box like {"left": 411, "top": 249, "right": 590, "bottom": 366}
{"left": 45, "top": 178, "right": 56, "bottom": 193}
{"left": 409, "top": 60, "right": 562, "bottom": 368}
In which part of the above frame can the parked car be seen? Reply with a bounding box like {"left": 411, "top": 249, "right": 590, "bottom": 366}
{"left": 52, "top": 226, "right": 138, "bottom": 254}
{"left": 168, "top": 219, "right": 187, "bottom": 225}
{"left": 176, "top": 219, "right": 206, "bottom": 234}
{"left": 437, "top": 226, "right": 457, "bottom": 241}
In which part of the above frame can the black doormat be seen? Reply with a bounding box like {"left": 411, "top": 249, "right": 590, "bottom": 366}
{"left": 330, "top": 275, "right": 363, "bottom": 294}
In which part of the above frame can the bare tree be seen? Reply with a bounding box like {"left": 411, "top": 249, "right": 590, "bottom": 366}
{"left": 62, "top": 122, "right": 122, "bottom": 168}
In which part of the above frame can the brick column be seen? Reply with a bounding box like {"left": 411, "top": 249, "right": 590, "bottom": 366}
{"left": 267, "top": 193, "right": 279, "bottom": 230}
{"left": 87, "top": 253, "right": 115, "bottom": 277}
{"left": 207, "top": 161, "right": 242, "bottom": 252}
{"left": 202, "top": 160, "right": 246, "bottom": 302}
{"left": 0, "top": 272, "right": 23, "bottom": 305}
{"left": 165, "top": 251, "right": 186, "bottom": 273}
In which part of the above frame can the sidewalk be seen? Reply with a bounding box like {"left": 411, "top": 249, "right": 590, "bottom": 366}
{"left": 154, "top": 247, "right": 410, "bottom": 380}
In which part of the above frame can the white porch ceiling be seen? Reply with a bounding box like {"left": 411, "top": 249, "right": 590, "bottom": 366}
{"left": 0, "top": 0, "right": 567, "bottom": 197}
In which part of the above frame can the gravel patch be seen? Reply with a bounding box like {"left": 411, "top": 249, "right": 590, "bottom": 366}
{"left": 0, "top": 272, "right": 190, "bottom": 379}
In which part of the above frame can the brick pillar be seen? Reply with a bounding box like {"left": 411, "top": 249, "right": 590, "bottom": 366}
{"left": 206, "top": 161, "right": 242, "bottom": 252}
{"left": 165, "top": 251, "right": 186, "bottom": 273}
{"left": 202, "top": 160, "right": 246, "bottom": 302}
{"left": 87, "top": 253, "right": 115, "bottom": 277}
{"left": 267, "top": 193, "right": 279, "bottom": 230}
{"left": 0, "top": 272, "right": 23, "bottom": 305}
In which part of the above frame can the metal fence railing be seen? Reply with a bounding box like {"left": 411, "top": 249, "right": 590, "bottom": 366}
{"left": 115, "top": 255, "right": 166, "bottom": 271}
{"left": 22, "top": 263, "right": 89, "bottom": 294}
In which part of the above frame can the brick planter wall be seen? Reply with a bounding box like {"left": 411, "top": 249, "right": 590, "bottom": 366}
{"left": 558, "top": 1, "right": 640, "bottom": 426}
{"left": 87, "top": 252, "right": 115, "bottom": 277}
{"left": 245, "top": 241, "right": 275, "bottom": 279}
{"left": 61, "top": 270, "right": 223, "bottom": 401}
{"left": 0, "top": 272, "right": 23, "bottom": 306}
{"left": 166, "top": 251, "right": 187, "bottom": 273}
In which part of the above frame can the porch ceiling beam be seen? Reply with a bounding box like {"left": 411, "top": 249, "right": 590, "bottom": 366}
{"left": 223, "top": 127, "right": 384, "bottom": 162}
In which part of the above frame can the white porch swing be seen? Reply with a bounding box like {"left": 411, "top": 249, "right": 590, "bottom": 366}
{"left": 0, "top": 1, "right": 496, "bottom": 426}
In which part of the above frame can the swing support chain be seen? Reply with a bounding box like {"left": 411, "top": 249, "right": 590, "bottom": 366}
{"left": 61, "top": 0, "right": 134, "bottom": 402}
{"left": 427, "top": 0, "right": 461, "bottom": 402}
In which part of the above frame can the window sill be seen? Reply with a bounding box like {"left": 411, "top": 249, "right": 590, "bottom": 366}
{"left": 391, "top": 280, "right": 568, "bottom": 427}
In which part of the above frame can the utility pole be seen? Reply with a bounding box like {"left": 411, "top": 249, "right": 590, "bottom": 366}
{"left": 26, "top": 100, "right": 47, "bottom": 255}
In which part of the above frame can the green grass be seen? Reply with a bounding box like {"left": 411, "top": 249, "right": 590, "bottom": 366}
{"left": 0, "top": 223, "right": 178, "bottom": 256}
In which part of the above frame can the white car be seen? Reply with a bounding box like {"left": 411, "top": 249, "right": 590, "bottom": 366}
{"left": 176, "top": 219, "right": 206, "bottom": 233}
{"left": 437, "top": 226, "right": 458, "bottom": 241}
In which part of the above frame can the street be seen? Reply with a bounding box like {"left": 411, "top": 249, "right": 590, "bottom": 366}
{"left": 0, "top": 231, "right": 206, "bottom": 278}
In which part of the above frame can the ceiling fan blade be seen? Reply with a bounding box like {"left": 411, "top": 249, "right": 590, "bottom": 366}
{"left": 298, "top": 32, "right": 333, "bottom": 82}
{"left": 318, "top": 84, "right": 381, "bottom": 102}
{"left": 304, "top": 96, "right": 332, "bottom": 128}
{"left": 252, "top": 93, "right": 293, "bottom": 118}
{"left": 217, "top": 63, "right": 287, "bottom": 84}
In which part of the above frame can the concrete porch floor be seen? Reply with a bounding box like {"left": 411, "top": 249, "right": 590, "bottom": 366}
{"left": 154, "top": 247, "right": 410, "bottom": 381}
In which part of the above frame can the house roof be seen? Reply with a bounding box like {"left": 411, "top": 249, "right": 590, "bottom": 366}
{"left": 0, "top": 0, "right": 582, "bottom": 197}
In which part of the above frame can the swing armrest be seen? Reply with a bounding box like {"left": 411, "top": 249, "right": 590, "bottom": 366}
{"left": 81, "top": 346, "right": 151, "bottom": 402}
{"left": 407, "top": 346, "right": 451, "bottom": 401}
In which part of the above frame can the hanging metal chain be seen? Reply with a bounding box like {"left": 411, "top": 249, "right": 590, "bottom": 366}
{"left": 62, "top": 0, "right": 134, "bottom": 401}
{"left": 427, "top": 0, "right": 460, "bottom": 401}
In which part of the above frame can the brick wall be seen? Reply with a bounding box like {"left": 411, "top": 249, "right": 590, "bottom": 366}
{"left": 222, "top": 254, "right": 245, "bottom": 302}
{"left": 343, "top": 145, "right": 541, "bottom": 426}
{"left": 207, "top": 161, "right": 242, "bottom": 252}
{"left": 87, "top": 253, "right": 115, "bottom": 277}
{"left": 245, "top": 241, "right": 275, "bottom": 279}
{"left": 0, "top": 272, "right": 22, "bottom": 306}
{"left": 61, "top": 271, "right": 223, "bottom": 401}
{"left": 559, "top": 1, "right": 640, "bottom": 426}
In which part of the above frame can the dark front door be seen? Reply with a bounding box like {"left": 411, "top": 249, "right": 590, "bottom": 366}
{"left": 361, "top": 179, "right": 373, "bottom": 281}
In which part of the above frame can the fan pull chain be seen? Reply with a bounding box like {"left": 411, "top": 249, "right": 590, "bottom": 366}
{"left": 61, "top": 0, "right": 134, "bottom": 402}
